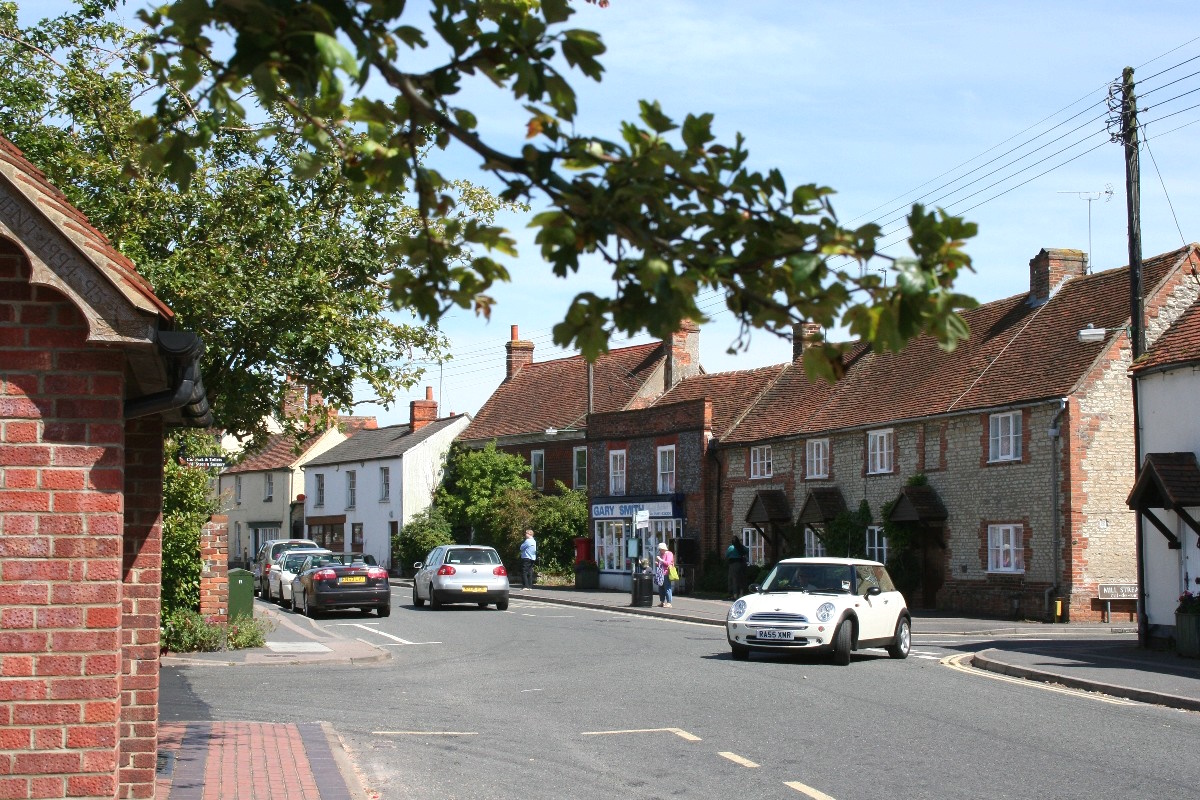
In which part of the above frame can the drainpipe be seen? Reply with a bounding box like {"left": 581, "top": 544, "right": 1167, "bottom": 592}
{"left": 1047, "top": 398, "right": 1068, "bottom": 620}
{"left": 124, "top": 330, "right": 212, "bottom": 426}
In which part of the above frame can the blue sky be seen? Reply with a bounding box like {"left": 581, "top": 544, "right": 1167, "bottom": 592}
{"left": 18, "top": 2, "right": 1200, "bottom": 425}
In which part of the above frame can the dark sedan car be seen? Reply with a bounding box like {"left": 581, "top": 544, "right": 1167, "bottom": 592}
{"left": 291, "top": 553, "right": 390, "bottom": 618}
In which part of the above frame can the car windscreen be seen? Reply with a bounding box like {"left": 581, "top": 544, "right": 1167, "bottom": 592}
{"left": 324, "top": 554, "right": 376, "bottom": 566}
{"left": 443, "top": 549, "right": 500, "bottom": 566}
{"left": 282, "top": 554, "right": 318, "bottom": 571}
{"left": 762, "top": 563, "right": 854, "bottom": 593}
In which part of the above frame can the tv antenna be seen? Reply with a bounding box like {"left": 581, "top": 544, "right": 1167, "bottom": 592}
{"left": 1057, "top": 185, "right": 1114, "bottom": 269}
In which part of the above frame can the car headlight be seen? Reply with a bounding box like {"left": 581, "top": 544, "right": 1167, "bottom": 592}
{"left": 728, "top": 599, "right": 747, "bottom": 621}
{"left": 815, "top": 602, "right": 835, "bottom": 623}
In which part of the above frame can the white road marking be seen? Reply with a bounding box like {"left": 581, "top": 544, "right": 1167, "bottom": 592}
{"left": 581, "top": 727, "right": 701, "bottom": 742}
{"left": 718, "top": 751, "right": 759, "bottom": 768}
{"left": 941, "top": 653, "right": 1137, "bottom": 705}
{"left": 344, "top": 624, "right": 440, "bottom": 645}
{"left": 785, "top": 781, "right": 838, "bottom": 799}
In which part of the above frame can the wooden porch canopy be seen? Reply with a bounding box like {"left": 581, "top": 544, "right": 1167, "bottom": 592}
{"left": 1126, "top": 451, "right": 1200, "bottom": 550}
{"left": 745, "top": 489, "right": 792, "bottom": 525}
{"left": 796, "top": 487, "right": 847, "bottom": 525}
{"left": 888, "top": 485, "right": 948, "bottom": 524}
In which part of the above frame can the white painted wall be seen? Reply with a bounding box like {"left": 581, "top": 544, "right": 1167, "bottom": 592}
{"left": 1137, "top": 366, "right": 1200, "bottom": 627}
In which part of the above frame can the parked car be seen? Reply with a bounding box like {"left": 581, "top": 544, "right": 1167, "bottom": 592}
{"left": 291, "top": 553, "right": 391, "bottom": 617}
{"left": 412, "top": 545, "right": 510, "bottom": 611}
{"left": 253, "top": 538, "right": 320, "bottom": 597}
{"left": 725, "top": 557, "right": 910, "bottom": 665}
{"left": 267, "top": 548, "right": 331, "bottom": 607}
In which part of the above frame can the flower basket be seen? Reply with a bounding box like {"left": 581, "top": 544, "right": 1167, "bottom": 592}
{"left": 574, "top": 560, "right": 600, "bottom": 591}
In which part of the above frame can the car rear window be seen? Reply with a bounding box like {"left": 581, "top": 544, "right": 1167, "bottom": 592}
{"left": 444, "top": 549, "right": 500, "bottom": 566}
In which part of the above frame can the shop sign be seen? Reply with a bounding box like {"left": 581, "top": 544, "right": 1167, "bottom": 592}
{"left": 591, "top": 500, "right": 674, "bottom": 518}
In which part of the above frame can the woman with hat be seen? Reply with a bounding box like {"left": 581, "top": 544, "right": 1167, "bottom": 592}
{"left": 654, "top": 542, "right": 675, "bottom": 608}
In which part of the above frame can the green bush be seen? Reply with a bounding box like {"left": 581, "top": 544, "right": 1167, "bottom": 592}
{"left": 160, "top": 610, "right": 271, "bottom": 653}
{"left": 392, "top": 508, "right": 454, "bottom": 575}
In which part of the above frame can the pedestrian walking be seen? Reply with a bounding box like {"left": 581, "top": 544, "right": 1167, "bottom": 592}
{"left": 519, "top": 529, "right": 537, "bottom": 590}
{"left": 655, "top": 542, "right": 675, "bottom": 607}
{"left": 726, "top": 535, "right": 748, "bottom": 599}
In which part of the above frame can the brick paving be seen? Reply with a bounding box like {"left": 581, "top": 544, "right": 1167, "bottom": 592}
{"left": 156, "top": 722, "right": 355, "bottom": 800}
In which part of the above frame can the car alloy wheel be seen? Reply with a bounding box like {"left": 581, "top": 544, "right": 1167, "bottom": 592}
{"left": 887, "top": 617, "right": 911, "bottom": 659}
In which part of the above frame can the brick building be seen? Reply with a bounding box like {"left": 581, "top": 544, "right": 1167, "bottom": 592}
{"left": 585, "top": 366, "right": 784, "bottom": 590}
{"left": 459, "top": 323, "right": 703, "bottom": 497}
{"left": 0, "top": 136, "right": 210, "bottom": 799}
{"left": 719, "top": 245, "right": 1200, "bottom": 622}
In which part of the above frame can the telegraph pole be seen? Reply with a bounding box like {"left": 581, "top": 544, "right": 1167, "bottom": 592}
{"left": 1113, "top": 66, "right": 1149, "bottom": 646}
{"left": 1120, "top": 67, "right": 1144, "bottom": 357}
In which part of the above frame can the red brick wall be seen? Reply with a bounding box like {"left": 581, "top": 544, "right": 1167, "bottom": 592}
{"left": 1, "top": 246, "right": 138, "bottom": 799}
{"left": 200, "top": 516, "right": 229, "bottom": 622}
{"left": 121, "top": 416, "right": 164, "bottom": 799}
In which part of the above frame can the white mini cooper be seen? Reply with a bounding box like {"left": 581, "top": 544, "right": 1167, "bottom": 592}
{"left": 726, "top": 557, "right": 911, "bottom": 665}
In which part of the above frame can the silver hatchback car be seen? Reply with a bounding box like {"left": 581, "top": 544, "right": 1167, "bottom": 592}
{"left": 412, "top": 545, "right": 510, "bottom": 610}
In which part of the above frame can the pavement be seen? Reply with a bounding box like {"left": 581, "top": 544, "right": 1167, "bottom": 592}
{"left": 155, "top": 581, "right": 1200, "bottom": 798}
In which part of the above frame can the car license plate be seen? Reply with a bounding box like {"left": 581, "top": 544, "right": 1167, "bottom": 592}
{"left": 339, "top": 576, "right": 366, "bottom": 584}
{"left": 462, "top": 585, "right": 486, "bottom": 593}
{"left": 756, "top": 629, "right": 794, "bottom": 641}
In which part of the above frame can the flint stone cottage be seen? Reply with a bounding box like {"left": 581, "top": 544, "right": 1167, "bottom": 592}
{"left": 720, "top": 245, "right": 1200, "bottom": 622}
{"left": 0, "top": 137, "right": 210, "bottom": 798}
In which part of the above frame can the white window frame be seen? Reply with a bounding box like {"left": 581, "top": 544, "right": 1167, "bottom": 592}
{"left": 530, "top": 449, "right": 545, "bottom": 491}
{"left": 594, "top": 519, "right": 628, "bottom": 571}
{"left": 750, "top": 445, "right": 773, "bottom": 479}
{"left": 263, "top": 473, "right": 273, "bottom": 502}
{"left": 379, "top": 466, "right": 390, "bottom": 501}
{"left": 657, "top": 445, "right": 676, "bottom": 494}
{"left": 573, "top": 446, "right": 588, "bottom": 490}
{"left": 609, "top": 450, "right": 626, "bottom": 496}
{"left": 804, "top": 527, "right": 827, "bottom": 558}
{"left": 988, "top": 524, "right": 1025, "bottom": 573}
{"left": 346, "top": 470, "right": 357, "bottom": 509}
{"left": 989, "top": 411, "right": 1023, "bottom": 463}
{"left": 740, "top": 527, "right": 766, "bottom": 566}
{"left": 867, "top": 429, "right": 894, "bottom": 475}
{"left": 806, "top": 438, "right": 829, "bottom": 479}
{"left": 865, "top": 525, "right": 888, "bottom": 563}
{"left": 314, "top": 474, "right": 325, "bottom": 508}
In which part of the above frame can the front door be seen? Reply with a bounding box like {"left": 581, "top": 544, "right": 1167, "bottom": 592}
{"left": 920, "top": 526, "right": 946, "bottom": 609}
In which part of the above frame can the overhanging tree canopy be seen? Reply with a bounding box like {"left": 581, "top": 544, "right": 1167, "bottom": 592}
{"left": 135, "top": 0, "right": 978, "bottom": 378}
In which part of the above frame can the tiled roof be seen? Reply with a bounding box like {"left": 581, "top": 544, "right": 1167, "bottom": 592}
{"left": 727, "top": 245, "right": 1197, "bottom": 443}
{"left": 0, "top": 136, "right": 172, "bottom": 321}
{"left": 1131, "top": 298, "right": 1200, "bottom": 374}
{"left": 462, "top": 342, "right": 663, "bottom": 441}
{"left": 655, "top": 364, "right": 786, "bottom": 437}
{"left": 1127, "top": 452, "right": 1200, "bottom": 509}
{"left": 224, "top": 431, "right": 324, "bottom": 474}
{"left": 305, "top": 415, "right": 467, "bottom": 467}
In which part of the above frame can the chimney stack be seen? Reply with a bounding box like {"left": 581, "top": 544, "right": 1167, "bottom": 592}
{"left": 505, "top": 324, "right": 534, "bottom": 381}
{"left": 665, "top": 320, "right": 701, "bottom": 389}
{"left": 410, "top": 386, "right": 437, "bottom": 431}
{"left": 792, "top": 322, "right": 824, "bottom": 362}
{"left": 1029, "top": 248, "right": 1087, "bottom": 305}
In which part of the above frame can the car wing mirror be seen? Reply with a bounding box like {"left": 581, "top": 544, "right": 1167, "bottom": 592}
{"left": 866, "top": 586, "right": 882, "bottom": 597}
{"left": 413, "top": 562, "right": 423, "bottom": 570}
{"left": 749, "top": 583, "right": 761, "bottom": 594}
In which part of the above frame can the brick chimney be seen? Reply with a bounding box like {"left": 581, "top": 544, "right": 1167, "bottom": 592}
{"left": 410, "top": 386, "right": 437, "bottom": 431}
{"left": 505, "top": 324, "right": 534, "bottom": 381}
{"left": 665, "top": 320, "right": 701, "bottom": 389}
{"left": 1029, "top": 248, "right": 1087, "bottom": 305}
{"left": 792, "top": 322, "right": 824, "bottom": 362}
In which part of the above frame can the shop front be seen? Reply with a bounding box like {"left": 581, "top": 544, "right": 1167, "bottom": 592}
{"left": 591, "top": 496, "right": 683, "bottom": 590}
